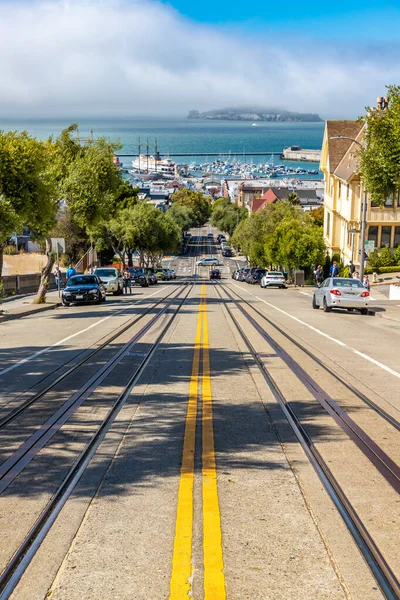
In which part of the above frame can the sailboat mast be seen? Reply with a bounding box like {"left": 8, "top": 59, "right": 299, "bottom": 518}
{"left": 155, "top": 138, "right": 158, "bottom": 174}
{"left": 146, "top": 138, "right": 149, "bottom": 173}
{"left": 138, "top": 138, "right": 141, "bottom": 173}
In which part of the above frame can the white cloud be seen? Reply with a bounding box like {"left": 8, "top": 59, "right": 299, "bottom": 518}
{"left": 0, "top": 0, "right": 398, "bottom": 118}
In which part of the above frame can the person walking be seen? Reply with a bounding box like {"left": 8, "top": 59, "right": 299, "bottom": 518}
{"left": 53, "top": 266, "right": 62, "bottom": 290}
{"left": 362, "top": 275, "right": 370, "bottom": 291}
{"left": 314, "top": 265, "right": 324, "bottom": 287}
{"left": 353, "top": 271, "right": 360, "bottom": 279}
{"left": 329, "top": 261, "right": 339, "bottom": 277}
{"left": 66, "top": 264, "right": 76, "bottom": 280}
{"left": 123, "top": 268, "right": 132, "bottom": 295}
{"left": 349, "top": 261, "right": 356, "bottom": 277}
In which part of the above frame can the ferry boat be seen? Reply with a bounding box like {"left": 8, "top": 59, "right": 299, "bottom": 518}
{"left": 131, "top": 155, "right": 176, "bottom": 178}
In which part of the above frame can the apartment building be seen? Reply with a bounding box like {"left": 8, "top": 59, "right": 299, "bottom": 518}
{"left": 320, "top": 120, "right": 400, "bottom": 265}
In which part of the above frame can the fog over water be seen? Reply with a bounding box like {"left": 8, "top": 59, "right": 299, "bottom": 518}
{"left": 0, "top": 1, "right": 398, "bottom": 119}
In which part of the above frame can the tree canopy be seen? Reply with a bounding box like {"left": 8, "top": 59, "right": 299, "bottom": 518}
{"left": 360, "top": 85, "right": 400, "bottom": 207}
{"left": 211, "top": 198, "right": 248, "bottom": 236}
{"left": 231, "top": 201, "right": 325, "bottom": 271}
{"left": 171, "top": 189, "right": 211, "bottom": 227}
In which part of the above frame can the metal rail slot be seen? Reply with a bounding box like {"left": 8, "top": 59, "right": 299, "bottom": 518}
{"left": 0, "top": 285, "right": 189, "bottom": 494}
{"left": 0, "top": 285, "right": 185, "bottom": 431}
{"left": 214, "top": 283, "right": 400, "bottom": 600}
{"left": 0, "top": 283, "right": 193, "bottom": 600}
{"left": 227, "top": 285, "right": 400, "bottom": 432}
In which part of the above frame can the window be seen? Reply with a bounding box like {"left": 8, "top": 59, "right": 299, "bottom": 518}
{"left": 368, "top": 226, "right": 378, "bottom": 246}
{"left": 394, "top": 227, "right": 400, "bottom": 247}
{"left": 338, "top": 181, "right": 341, "bottom": 197}
{"left": 381, "top": 226, "right": 391, "bottom": 247}
{"left": 326, "top": 211, "right": 331, "bottom": 237}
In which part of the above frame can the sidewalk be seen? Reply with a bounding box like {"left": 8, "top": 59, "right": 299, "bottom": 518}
{"left": 0, "top": 290, "right": 61, "bottom": 323}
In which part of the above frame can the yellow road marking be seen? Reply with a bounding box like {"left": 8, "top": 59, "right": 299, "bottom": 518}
{"left": 169, "top": 282, "right": 226, "bottom": 599}
{"left": 202, "top": 286, "right": 226, "bottom": 599}
{"left": 169, "top": 289, "right": 204, "bottom": 599}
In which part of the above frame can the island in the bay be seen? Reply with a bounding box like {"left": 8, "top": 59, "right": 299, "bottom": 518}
{"left": 188, "top": 107, "right": 322, "bottom": 122}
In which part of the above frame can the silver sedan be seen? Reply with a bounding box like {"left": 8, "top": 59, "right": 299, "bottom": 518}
{"left": 312, "top": 277, "right": 369, "bottom": 314}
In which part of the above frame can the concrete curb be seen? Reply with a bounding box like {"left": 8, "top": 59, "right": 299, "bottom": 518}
{"left": 0, "top": 302, "right": 61, "bottom": 323}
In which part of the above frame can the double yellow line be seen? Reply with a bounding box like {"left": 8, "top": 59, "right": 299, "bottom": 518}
{"left": 169, "top": 283, "right": 226, "bottom": 600}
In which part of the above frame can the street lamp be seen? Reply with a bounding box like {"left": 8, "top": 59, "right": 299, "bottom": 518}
{"left": 329, "top": 135, "right": 368, "bottom": 280}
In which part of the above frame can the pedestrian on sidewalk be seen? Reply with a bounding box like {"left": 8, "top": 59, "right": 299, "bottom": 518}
{"left": 349, "top": 261, "right": 355, "bottom": 277}
{"left": 329, "top": 261, "right": 339, "bottom": 277}
{"left": 123, "top": 268, "right": 132, "bottom": 295}
{"left": 353, "top": 271, "right": 360, "bottom": 279}
{"left": 53, "top": 266, "right": 62, "bottom": 290}
{"left": 362, "top": 275, "right": 370, "bottom": 291}
{"left": 314, "top": 265, "right": 324, "bottom": 287}
{"left": 66, "top": 264, "right": 76, "bottom": 280}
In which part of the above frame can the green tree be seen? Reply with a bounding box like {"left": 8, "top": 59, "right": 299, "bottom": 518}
{"left": 0, "top": 130, "right": 58, "bottom": 278}
{"left": 34, "top": 125, "right": 123, "bottom": 302}
{"left": 286, "top": 191, "right": 300, "bottom": 205}
{"left": 171, "top": 189, "right": 211, "bottom": 227}
{"left": 310, "top": 206, "right": 324, "bottom": 228}
{"left": 168, "top": 203, "right": 195, "bottom": 234}
{"left": 360, "top": 85, "right": 400, "bottom": 207}
{"left": 379, "top": 246, "right": 394, "bottom": 266}
{"left": 211, "top": 198, "right": 248, "bottom": 236}
{"left": 121, "top": 203, "right": 181, "bottom": 267}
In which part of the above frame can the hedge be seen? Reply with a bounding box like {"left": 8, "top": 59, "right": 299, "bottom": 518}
{"left": 364, "top": 266, "right": 400, "bottom": 274}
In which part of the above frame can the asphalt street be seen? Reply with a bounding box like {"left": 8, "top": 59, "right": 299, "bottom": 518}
{"left": 0, "top": 227, "right": 399, "bottom": 600}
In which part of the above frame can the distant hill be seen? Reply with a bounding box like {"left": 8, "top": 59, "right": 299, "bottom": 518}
{"left": 188, "top": 107, "right": 322, "bottom": 123}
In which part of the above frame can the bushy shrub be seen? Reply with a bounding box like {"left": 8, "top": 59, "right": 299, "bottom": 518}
{"left": 367, "top": 249, "right": 380, "bottom": 268}
{"left": 379, "top": 246, "right": 394, "bottom": 266}
{"left": 3, "top": 245, "right": 18, "bottom": 255}
{"left": 364, "top": 266, "right": 400, "bottom": 274}
{"left": 394, "top": 245, "right": 400, "bottom": 265}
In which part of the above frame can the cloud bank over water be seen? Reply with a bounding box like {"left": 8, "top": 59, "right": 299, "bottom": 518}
{"left": 0, "top": 0, "right": 398, "bottom": 119}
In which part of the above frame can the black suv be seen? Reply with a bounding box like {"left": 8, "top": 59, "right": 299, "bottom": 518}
{"left": 128, "top": 267, "right": 149, "bottom": 287}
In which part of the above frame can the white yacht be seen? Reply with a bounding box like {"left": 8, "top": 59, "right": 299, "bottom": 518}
{"left": 131, "top": 155, "right": 176, "bottom": 178}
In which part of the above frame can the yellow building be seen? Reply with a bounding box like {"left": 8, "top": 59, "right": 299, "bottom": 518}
{"left": 320, "top": 120, "right": 400, "bottom": 266}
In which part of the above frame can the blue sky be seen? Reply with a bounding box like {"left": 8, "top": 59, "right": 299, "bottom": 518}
{"left": 163, "top": 0, "right": 400, "bottom": 40}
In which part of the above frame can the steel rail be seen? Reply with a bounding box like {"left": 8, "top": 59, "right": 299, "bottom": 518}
{"left": 214, "top": 283, "right": 400, "bottom": 600}
{"left": 0, "top": 284, "right": 185, "bottom": 431}
{"left": 226, "top": 284, "right": 400, "bottom": 432}
{"left": 221, "top": 284, "right": 400, "bottom": 494}
{"left": 0, "top": 284, "right": 188, "bottom": 494}
{"left": 0, "top": 282, "right": 194, "bottom": 600}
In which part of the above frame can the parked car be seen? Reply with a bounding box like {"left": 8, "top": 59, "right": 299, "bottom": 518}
{"left": 62, "top": 275, "right": 106, "bottom": 306}
{"left": 167, "top": 268, "right": 176, "bottom": 279}
{"left": 128, "top": 267, "right": 149, "bottom": 287}
{"left": 260, "top": 271, "right": 287, "bottom": 289}
{"left": 238, "top": 268, "right": 251, "bottom": 281}
{"left": 247, "top": 268, "right": 266, "bottom": 284}
{"left": 210, "top": 269, "right": 221, "bottom": 279}
{"left": 232, "top": 269, "right": 240, "bottom": 280}
{"left": 207, "top": 233, "right": 214, "bottom": 240}
{"left": 312, "top": 277, "right": 369, "bottom": 314}
{"left": 93, "top": 267, "right": 123, "bottom": 295}
{"left": 145, "top": 269, "right": 158, "bottom": 285}
{"left": 196, "top": 257, "right": 219, "bottom": 266}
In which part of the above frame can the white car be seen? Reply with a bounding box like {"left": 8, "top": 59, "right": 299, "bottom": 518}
{"left": 93, "top": 267, "right": 124, "bottom": 295}
{"left": 196, "top": 257, "right": 219, "bottom": 266}
{"left": 312, "top": 277, "right": 369, "bottom": 314}
{"left": 260, "top": 271, "right": 287, "bottom": 289}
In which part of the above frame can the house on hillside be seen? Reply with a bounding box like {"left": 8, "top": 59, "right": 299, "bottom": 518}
{"left": 250, "top": 187, "right": 322, "bottom": 213}
{"left": 320, "top": 120, "right": 400, "bottom": 265}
